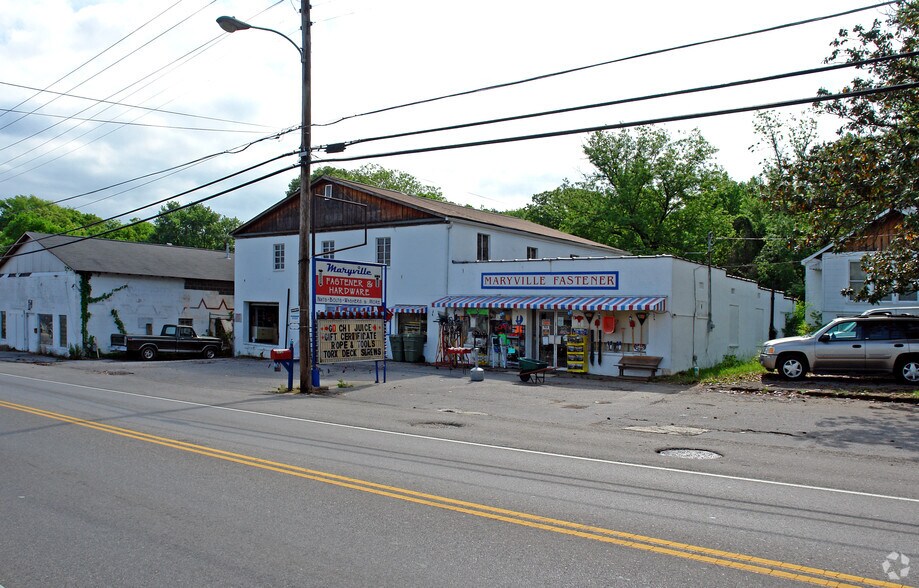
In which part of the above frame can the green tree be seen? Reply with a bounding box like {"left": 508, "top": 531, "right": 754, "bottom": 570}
{"left": 760, "top": 2, "right": 919, "bottom": 302}
{"left": 150, "top": 201, "right": 240, "bottom": 250}
{"left": 519, "top": 127, "right": 738, "bottom": 258}
{"left": 0, "top": 195, "right": 155, "bottom": 251}
{"left": 287, "top": 164, "right": 446, "bottom": 202}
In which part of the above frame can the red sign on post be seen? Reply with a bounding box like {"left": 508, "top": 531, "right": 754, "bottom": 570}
{"left": 314, "top": 260, "right": 384, "bottom": 306}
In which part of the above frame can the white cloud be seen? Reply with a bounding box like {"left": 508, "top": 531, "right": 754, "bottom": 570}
{"left": 0, "top": 0, "right": 894, "bottom": 225}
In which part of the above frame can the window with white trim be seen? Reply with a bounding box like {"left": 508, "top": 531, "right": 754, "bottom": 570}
{"left": 526, "top": 246, "right": 538, "bottom": 260}
{"left": 848, "top": 261, "right": 865, "bottom": 300}
{"left": 273, "top": 243, "right": 285, "bottom": 271}
{"left": 322, "top": 240, "right": 335, "bottom": 259}
{"left": 376, "top": 237, "right": 391, "bottom": 266}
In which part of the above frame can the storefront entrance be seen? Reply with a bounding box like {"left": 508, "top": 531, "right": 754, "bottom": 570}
{"left": 537, "top": 310, "right": 571, "bottom": 368}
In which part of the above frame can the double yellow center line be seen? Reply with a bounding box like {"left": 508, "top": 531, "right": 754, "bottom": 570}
{"left": 0, "top": 399, "right": 908, "bottom": 588}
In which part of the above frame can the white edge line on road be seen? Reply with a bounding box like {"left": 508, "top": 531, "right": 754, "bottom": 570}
{"left": 3, "top": 371, "right": 918, "bottom": 504}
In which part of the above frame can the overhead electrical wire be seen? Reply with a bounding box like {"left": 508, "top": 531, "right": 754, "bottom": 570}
{"left": 0, "top": 107, "right": 269, "bottom": 133}
{"left": 0, "top": 161, "right": 299, "bottom": 259}
{"left": 0, "top": 30, "right": 245, "bottom": 176}
{"left": 1, "top": 3, "right": 903, "bottom": 261}
{"left": 7, "top": 82, "right": 913, "bottom": 260}
{"left": 0, "top": 80, "right": 273, "bottom": 129}
{"left": 25, "top": 150, "right": 296, "bottom": 245}
{"left": 313, "top": 82, "right": 919, "bottom": 164}
{"left": 50, "top": 126, "right": 299, "bottom": 205}
{"left": 0, "top": 0, "right": 187, "bottom": 128}
{"left": 313, "top": 1, "right": 900, "bottom": 128}
{"left": 0, "top": 0, "right": 218, "bottom": 146}
{"left": 0, "top": 2, "right": 288, "bottom": 180}
{"left": 317, "top": 51, "right": 919, "bottom": 153}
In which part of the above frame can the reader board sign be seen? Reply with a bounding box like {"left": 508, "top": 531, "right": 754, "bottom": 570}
{"left": 317, "top": 318, "right": 385, "bottom": 364}
{"left": 315, "top": 260, "right": 384, "bottom": 306}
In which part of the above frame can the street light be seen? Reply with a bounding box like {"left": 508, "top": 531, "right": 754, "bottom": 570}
{"left": 217, "top": 10, "right": 317, "bottom": 393}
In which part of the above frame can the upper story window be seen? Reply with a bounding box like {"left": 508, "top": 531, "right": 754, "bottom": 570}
{"left": 273, "top": 243, "right": 285, "bottom": 271}
{"left": 376, "top": 237, "right": 391, "bottom": 266}
{"left": 323, "top": 185, "right": 333, "bottom": 198}
{"left": 322, "top": 240, "right": 335, "bottom": 259}
{"left": 526, "top": 246, "right": 538, "bottom": 260}
{"left": 477, "top": 233, "right": 490, "bottom": 261}
{"left": 848, "top": 261, "right": 865, "bottom": 300}
{"left": 850, "top": 259, "right": 892, "bottom": 301}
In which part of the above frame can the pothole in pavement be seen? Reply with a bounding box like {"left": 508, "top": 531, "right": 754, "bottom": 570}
{"left": 624, "top": 425, "right": 708, "bottom": 436}
{"left": 657, "top": 448, "right": 722, "bottom": 459}
{"left": 438, "top": 408, "right": 489, "bottom": 416}
{"left": 411, "top": 421, "right": 465, "bottom": 428}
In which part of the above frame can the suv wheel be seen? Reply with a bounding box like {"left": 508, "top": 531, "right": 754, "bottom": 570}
{"left": 896, "top": 357, "right": 919, "bottom": 384}
{"left": 778, "top": 354, "right": 807, "bottom": 381}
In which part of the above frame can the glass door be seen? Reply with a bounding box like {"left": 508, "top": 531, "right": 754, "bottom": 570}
{"left": 537, "top": 311, "right": 570, "bottom": 368}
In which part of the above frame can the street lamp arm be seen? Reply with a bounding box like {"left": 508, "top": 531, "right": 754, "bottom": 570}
{"left": 215, "top": 16, "right": 302, "bottom": 57}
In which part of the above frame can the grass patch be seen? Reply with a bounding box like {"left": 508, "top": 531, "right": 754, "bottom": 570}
{"left": 664, "top": 355, "right": 765, "bottom": 385}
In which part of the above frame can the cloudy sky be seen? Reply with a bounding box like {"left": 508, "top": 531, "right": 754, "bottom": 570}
{"left": 0, "top": 0, "right": 896, "bottom": 226}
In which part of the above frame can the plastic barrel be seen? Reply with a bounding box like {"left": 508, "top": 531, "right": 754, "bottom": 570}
{"left": 389, "top": 334, "right": 405, "bottom": 362}
{"left": 403, "top": 333, "right": 424, "bottom": 362}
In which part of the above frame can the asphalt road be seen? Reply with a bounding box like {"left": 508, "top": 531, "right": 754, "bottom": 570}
{"left": 1, "top": 357, "right": 916, "bottom": 587}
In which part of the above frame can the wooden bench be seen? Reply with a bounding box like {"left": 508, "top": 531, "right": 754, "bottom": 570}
{"left": 617, "top": 355, "right": 663, "bottom": 380}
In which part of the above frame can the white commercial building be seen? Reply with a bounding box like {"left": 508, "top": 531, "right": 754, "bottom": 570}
{"left": 0, "top": 233, "right": 234, "bottom": 356}
{"left": 233, "top": 177, "right": 793, "bottom": 377}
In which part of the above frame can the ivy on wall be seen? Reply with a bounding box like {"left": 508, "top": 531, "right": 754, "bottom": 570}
{"left": 78, "top": 273, "right": 128, "bottom": 353}
{"left": 110, "top": 309, "right": 126, "bottom": 335}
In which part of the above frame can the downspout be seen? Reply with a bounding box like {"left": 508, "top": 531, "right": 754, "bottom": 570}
{"left": 444, "top": 222, "right": 452, "bottom": 295}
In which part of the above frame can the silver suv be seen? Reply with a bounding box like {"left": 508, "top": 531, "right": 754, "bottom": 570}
{"left": 760, "top": 314, "right": 919, "bottom": 383}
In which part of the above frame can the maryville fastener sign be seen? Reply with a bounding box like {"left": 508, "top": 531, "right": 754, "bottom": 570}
{"left": 317, "top": 318, "right": 385, "bottom": 363}
{"left": 481, "top": 271, "right": 618, "bottom": 290}
{"left": 315, "top": 260, "right": 384, "bottom": 306}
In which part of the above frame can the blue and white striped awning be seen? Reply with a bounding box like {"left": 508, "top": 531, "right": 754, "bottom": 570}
{"left": 431, "top": 295, "right": 666, "bottom": 312}
{"left": 392, "top": 304, "right": 427, "bottom": 314}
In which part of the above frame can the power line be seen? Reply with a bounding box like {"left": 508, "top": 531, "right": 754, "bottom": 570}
{"left": 318, "top": 51, "right": 918, "bottom": 153}
{"left": 37, "top": 151, "right": 294, "bottom": 242}
{"left": 49, "top": 126, "right": 299, "bottom": 205}
{"left": 0, "top": 106, "right": 269, "bottom": 133}
{"left": 0, "top": 0, "right": 187, "bottom": 128}
{"left": 0, "top": 2, "right": 288, "bottom": 178}
{"left": 313, "top": 82, "right": 919, "bottom": 164}
{"left": 0, "top": 1, "right": 217, "bottom": 142}
{"left": 1, "top": 164, "right": 298, "bottom": 260}
{"left": 0, "top": 80, "right": 272, "bottom": 129}
{"left": 314, "top": 1, "right": 899, "bottom": 128}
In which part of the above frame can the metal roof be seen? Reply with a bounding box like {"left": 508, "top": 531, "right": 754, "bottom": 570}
{"left": 2, "top": 233, "right": 234, "bottom": 282}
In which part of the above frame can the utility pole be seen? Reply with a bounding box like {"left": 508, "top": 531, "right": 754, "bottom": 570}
{"left": 216, "top": 5, "right": 314, "bottom": 392}
{"left": 298, "top": 2, "right": 314, "bottom": 393}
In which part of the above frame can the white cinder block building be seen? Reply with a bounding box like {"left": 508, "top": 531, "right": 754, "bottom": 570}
{"left": 232, "top": 177, "right": 793, "bottom": 376}
{"left": 0, "top": 233, "right": 234, "bottom": 356}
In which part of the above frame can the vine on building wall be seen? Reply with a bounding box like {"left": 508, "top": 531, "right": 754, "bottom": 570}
{"left": 110, "top": 309, "right": 126, "bottom": 335}
{"left": 78, "top": 273, "right": 128, "bottom": 355}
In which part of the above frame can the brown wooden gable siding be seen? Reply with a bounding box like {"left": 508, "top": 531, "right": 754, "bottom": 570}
{"left": 843, "top": 211, "right": 904, "bottom": 252}
{"left": 234, "top": 180, "right": 442, "bottom": 238}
